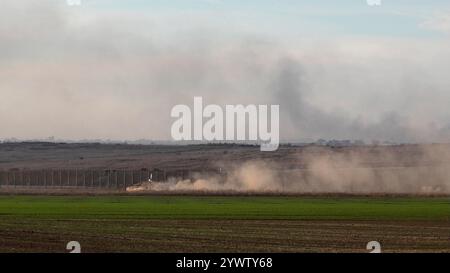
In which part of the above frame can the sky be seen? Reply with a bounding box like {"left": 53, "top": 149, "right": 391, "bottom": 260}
{"left": 1, "top": 0, "right": 450, "bottom": 142}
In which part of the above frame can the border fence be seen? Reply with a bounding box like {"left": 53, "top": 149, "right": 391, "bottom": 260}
{"left": 0, "top": 168, "right": 196, "bottom": 190}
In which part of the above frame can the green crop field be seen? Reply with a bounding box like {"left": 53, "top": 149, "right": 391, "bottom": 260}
{"left": 0, "top": 195, "right": 448, "bottom": 253}
{"left": 0, "top": 195, "right": 449, "bottom": 220}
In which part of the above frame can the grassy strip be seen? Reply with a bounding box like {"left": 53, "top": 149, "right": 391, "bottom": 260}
{"left": 0, "top": 195, "right": 448, "bottom": 221}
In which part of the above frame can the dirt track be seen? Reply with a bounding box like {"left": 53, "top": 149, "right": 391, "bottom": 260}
{"left": 1, "top": 186, "right": 449, "bottom": 197}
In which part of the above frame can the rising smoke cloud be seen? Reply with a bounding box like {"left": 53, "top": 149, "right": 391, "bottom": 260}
{"left": 1, "top": 1, "right": 450, "bottom": 143}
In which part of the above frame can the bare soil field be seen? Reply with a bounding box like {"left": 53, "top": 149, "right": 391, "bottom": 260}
{"left": 1, "top": 219, "right": 448, "bottom": 253}
{"left": 1, "top": 142, "right": 450, "bottom": 194}
{"left": 0, "top": 142, "right": 449, "bottom": 172}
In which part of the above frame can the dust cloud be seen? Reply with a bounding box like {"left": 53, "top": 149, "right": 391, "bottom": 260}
{"left": 128, "top": 145, "right": 450, "bottom": 195}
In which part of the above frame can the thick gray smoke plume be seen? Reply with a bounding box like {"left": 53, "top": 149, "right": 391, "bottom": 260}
{"left": 272, "top": 59, "right": 438, "bottom": 142}
{"left": 1, "top": 1, "right": 450, "bottom": 143}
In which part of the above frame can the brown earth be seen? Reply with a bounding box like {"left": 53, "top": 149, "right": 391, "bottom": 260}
{"left": 0, "top": 218, "right": 448, "bottom": 253}
{"left": 1, "top": 142, "right": 449, "bottom": 171}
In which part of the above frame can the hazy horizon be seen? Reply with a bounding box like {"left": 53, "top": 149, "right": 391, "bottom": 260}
{"left": 2, "top": 0, "right": 450, "bottom": 143}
